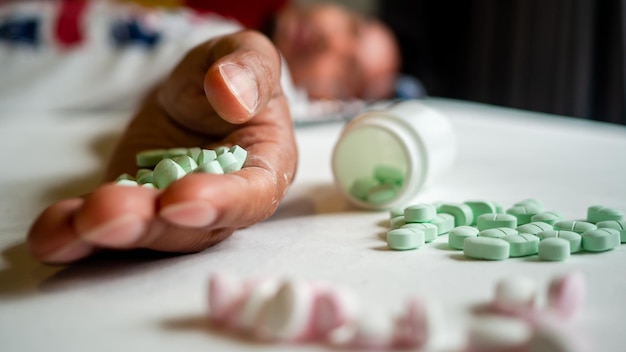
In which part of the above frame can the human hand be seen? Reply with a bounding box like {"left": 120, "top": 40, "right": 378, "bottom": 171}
{"left": 28, "top": 30, "right": 297, "bottom": 263}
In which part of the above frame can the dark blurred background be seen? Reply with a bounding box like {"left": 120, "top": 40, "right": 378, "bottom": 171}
{"left": 310, "top": 0, "right": 625, "bottom": 124}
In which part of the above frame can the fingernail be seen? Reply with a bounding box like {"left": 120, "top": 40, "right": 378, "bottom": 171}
{"left": 81, "top": 214, "right": 145, "bottom": 247}
{"left": 43, "top": 240, "right": 94, "bottom": 264}
{"left": 160, "top": 201, "right": 218, "bottom": 228}
{"left": 219, "top": 63, "right": 259, "bottom": 114}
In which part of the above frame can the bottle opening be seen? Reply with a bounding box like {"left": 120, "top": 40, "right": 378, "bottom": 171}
{"left": 333, "top": 125, "right": 409, "bottom": 208}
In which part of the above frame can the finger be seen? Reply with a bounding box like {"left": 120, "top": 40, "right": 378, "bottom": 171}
{"left": 28, "top": 198, "right": 95, "bottom": 264}
{"left": 204, "top": 30, "right": 282, "bottom": 124}
{"left": 72, "top": 184, "right": 157, "bottom": 248}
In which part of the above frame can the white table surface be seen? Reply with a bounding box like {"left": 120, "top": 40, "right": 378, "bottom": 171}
{"left": 1, "top": 98, "right": 625, "bottom": 351}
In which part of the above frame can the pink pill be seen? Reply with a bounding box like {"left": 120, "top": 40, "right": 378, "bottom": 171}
{"left": 547, "top": 272, "right": 586, "bottom": 320}
{"left": 208, "top": 272, "right": 243, "bottom": 323}
{"left": 393, "top": 297, "right": 428, "bottom": 349}
{"left": 312, "top": 288, "right": 358, "bottom": 338}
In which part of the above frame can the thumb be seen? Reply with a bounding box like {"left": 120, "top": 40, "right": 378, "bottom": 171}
{"left": 205, "top": 30, "right": 283, "bottom": 124}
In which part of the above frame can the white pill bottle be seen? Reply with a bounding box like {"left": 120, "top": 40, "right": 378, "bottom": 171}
{"left": 332, "top": 100, "right": 456, "bottom": 210}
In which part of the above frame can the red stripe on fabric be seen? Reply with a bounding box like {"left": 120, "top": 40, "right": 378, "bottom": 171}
{"left": 55, "top": 0, "right": 88, "bottom": 48}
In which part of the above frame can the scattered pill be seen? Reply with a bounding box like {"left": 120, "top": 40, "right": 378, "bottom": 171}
{"left": 153, "top": 158, "right": 186, "bottom": 189}
{"left": 401, "top": 223, "right": 438, "bottom": 242}
{"left": 404, "top": 203, "right": 436, "bottom": 223}
{"left": 387, "top": 228, "right": 424, "bottom": 250}
{"left": 478, "top": 227, "right": 518, "bottom": 239}
{"left": 448, "top": 226, "right": 479, "bottom": 250}
{"left": 503, "top": 234, "right": 540, "bottom": 257}
{"left": 464, "top": 200, "right": 497, "bottom": 225}
{"left": 389, "top": 207, "right": 405, "bottom": 219}
{"left": 547, "top": 272, "right": 586, "bottom": 320}
{"left": 538, "top": 238, "right": 570, "bottom": 261}
{"left": 464, "top": 236, "right": 510, "bottom": 260}
{"left": 513, "top": 198, "right": 543, "bottom": 211}
{"left": 553, "top": 220, "right": 596, "bottom": 234}
{"left": 389, "top": 216, "right": 406, "bottom": 229}
{"left": 506, "top": 205, "right": 541, "bottom": 226}
{"left": 477, "top": 213, "right": 518, "bottom": 231}
{"left": 581, "top": 228, "right": 620, "bottom": 252}
{"left": 431, "top": 214, "right": 455, "bottom": 235}
{"left": 516, "top": 222, "right": 553, "bottom": 235}
{"left": 531, "top": 211, "right": 563, "bottom": 226}
{"left": 596, "top": 220, "right": 626, "bottom": 243}
{"left": 438, "top": 203, "right": 474, "bottom": 227}
{"left": 535, "top": 230, "right": 582, "bottom": 253}
{"left": 587, "top": 205, "right": 624, "bottom": 223}
{"left": 493, "top": 276, "right": 537, "bottom": 312}
{"left": 467, "top": 315, "right": 532, "bottom": 352}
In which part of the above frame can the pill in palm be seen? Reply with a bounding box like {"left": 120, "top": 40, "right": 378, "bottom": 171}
{"left": 171, "top": 154, "right": 198, "bottom": 173}
{"left": 165, "top": 147, "right": 188, "bottom": 158}
{"left": 596, "top": 220, "right": 626, "bottom": 243}
{"left": 587, "top": 205, "right": 624, "bottom": 223}
{"left": 477, "top": 213, "right": 517, "bottom": 231}
{"left": 153, "top": 158, "right": 186, "bottom": 189}
{"left": 516, "top": 222, "right": 553, "bottom": 235}
{"left": 136, "top": 148, "right": 166, "bottom": 167}
{"left": 404, "top": 203, "right": 436, "bottom": 223}
{"left": 135, "top": 168, "right": 153, "bottom": 184}
{"left": 196, "top": 159, "right": 225, "bottom": 174}
{"left": 538, "top": 238, "right": 570, "bottom": 261}
{"left": 464, "top": 236, "right": 510, "bottom": 260}
{"left": 438, "top": 203, "right": 474, "bottom": 226}
{"left": 448, "top": 226, "right": 479, "bottom": 250}
{"left": 536, "top": 230, "right": 582, "bottom": 253}
{"left": 503, "top": 234, "right": 540, "bottom": 257}
{"left": 230, "top": 145, "right": 248, "bottom": 169}
{"left": 215, "top": 146, "right": 230, "bottom": 155}
{"left": 478, "top": 227, "right": 518, "bottom": 239}
{"left": 115, "top": 179, "right": 138, "bottom": 187}
{"left": 531, "top": 211, "right": 563, "bottom": 226}
{"left": 553, "top": 220, "right": 596, "bottom": 234}
{"left": 401, "top": 223, "right": 438, "bottom": 242}
{"left": 216, "top": 152, "right": 240, "bottom": 173}
{"left": 464, "top": 200, "right": 497, "bottom": 225}
{"left": 387, "top": 228, "right": 424, "bottom": 250}
{"left": 581, "top": 228, "right": 620, "bottom": 252}
{"left": 196, "top": 148, "right": 218, "bottom": 165}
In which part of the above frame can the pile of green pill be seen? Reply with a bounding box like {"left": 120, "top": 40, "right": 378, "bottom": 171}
{"left": 115, "top": 145, "right": 247, "bottom": 189}
{"left": 349, "top": 164, "right": 404, "bottom": 204}
{"left": 385, "top": 199, "right": 625, "bottom": 262}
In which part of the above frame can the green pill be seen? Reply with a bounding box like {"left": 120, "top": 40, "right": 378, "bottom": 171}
{"left": 448, "top": 226, "right": 479, "bottom": 250}
{"left": 389, "top": 207, "right": 405, "bottom": 219}
{"left": 217, "top": 152, "right": 239, "bottom": 173}
{"left": 135, "top": 169, "right": 153, "bottom": 184}
{"left": 538, "top": 238, "right": 570, "bottom": 261}
{"left": 215, "top": 146, "right": 230, "bottom": 156}
{"left": 506, "top": 205, "right": 541, "bottom": 226}
{"left": 165, "top": 147, "right": 189, "bottom": 158}
{"left": 478, "top": 227, "right": 518, "bottom": 239}
{"left": 431, "top": 213, "right": 455, "bottom": 235}
{"left": 477, "top": 213, "right": 518, "bottom": 231}
{"left": 116, "top": 173, "right": 135, "bottom": 182}
{"left": 502, "top": 234, "right": 539, "bottom": 257}
{"left": 516, "top": 222, "right": 553, "bottom": 235}
{"left": 349, "top": 177, "right": 379, "bottom": 201}
{"left": 172, "top": 155, "right": 198, "bottom": 173}
{"left": 513, "top": 198, "right": 543, "bottom": 212}
{"left": 581, "top": 228, "right": 620, "bottom": 252}
{"left": 116, "top": 179, "right": 138, "bottom": 187}
{"left": 554, "top": 220, "right": 596, "bottom": 234}
{"left": 536, "top": 230, "right": 582, "bottom": 253}
{"left": 390, "top": 216, "right": 406, "bottom": 229}
{"left": 136, "top": 149, "right": 166, "bottom": 167}
{"left": 401, "top": 223, "right": 438, "bottom": 242}
{"left": 196, "top": 149, "right": 218, "bottom": 165}
{"left": 230, "top": 145, "right": 248, "bottom": 170}
{"left": 463, "top": 236, "right": 510, "bottom": 261}
{"left": 387, "top": 228, "right": 424, "bottom": 250}
{"left": 438, "top": 203, "right": 474, "bottom": 227}
{"left": 367, "top": 183, "right": 399, "bottom": 204}
{"left": 404, "top": 203, "right": 436, "bottom": 223}
{"left": 464, "top": 200, "right": 497, "bottom": 225}
{"left": 196, "top": 160, "right": 224, "bottom": 174}
{"left": 531, "top": 211, "right": 563, "bottom": 226}
{"left": 597, "top": 220, "right": 626, "bottom": 243}
{"left": 373, "top": 164, "right": 404, "bottom": 185}
{"left": 587, "top": 205, "right": 624, "bottom": 224}
{"left": 153, "top": 158, "right": 187, "bottom": 189}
